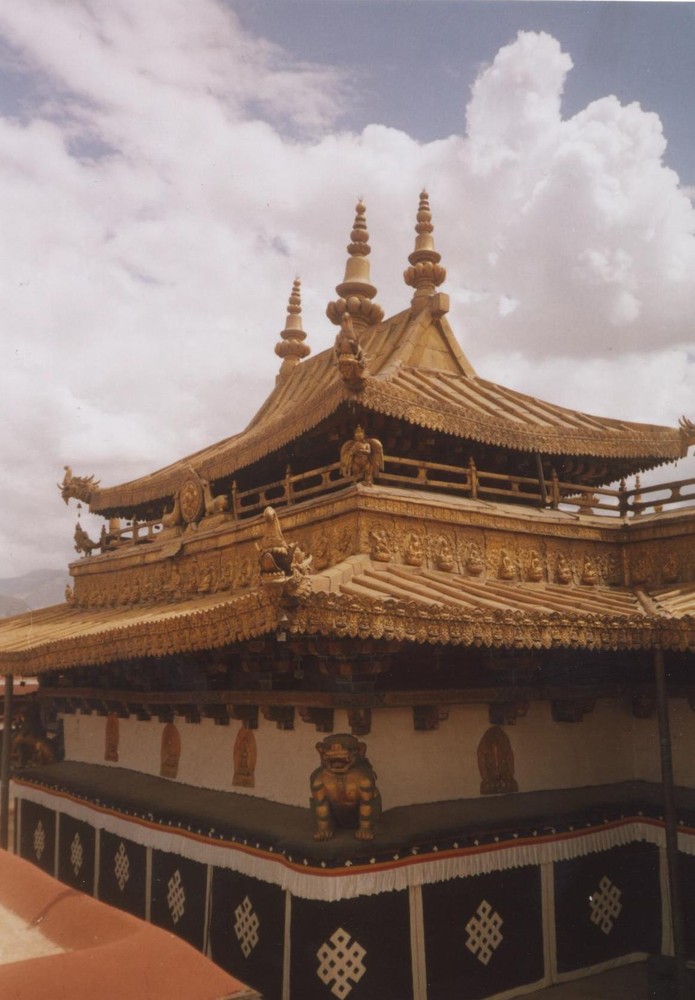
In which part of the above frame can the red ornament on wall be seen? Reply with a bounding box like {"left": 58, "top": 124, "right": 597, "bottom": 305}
{"left": 161, "top": 722, "right": 181, "bottom": 779}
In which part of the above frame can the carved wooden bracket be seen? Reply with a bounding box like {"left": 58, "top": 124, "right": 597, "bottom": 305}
{"left": 240, "top": 659, "right": 274, "bottom": 685}
{"left": 551, "top": 698, "right": 595, "bottom": 723}
{"left": 488, "top": 701, "right": 529, "bottom": 726}
{"left": 413, "top": 705, "right": 449, "bottom": 731}
{"left": 106, "top": 701, "right": 130, "bottom": 719}
{"left": 347, "top": 707, "right": 371, "bottom": 736}
{"left": 632, "top": 693, "right": 656, "bottom": 719}
{"left": 177, "top": 704, "right": 202, "bottom": 724}
{"left": 312, "top": 640, "right": 399, "bottom": 687}
{"left": 202, "top": 704, "right": 229, "bottom": 726}
{"left": 228, "top": 704, "right": 259, "bottom": 729}
{"left": 262, "top": 705, "right": 295, "bottom": 730}
{"left": 298, "top": 706, "right": 334, "bottom": 733}
{"left": 317, "top": 659, "right": 387, "bottom": 689}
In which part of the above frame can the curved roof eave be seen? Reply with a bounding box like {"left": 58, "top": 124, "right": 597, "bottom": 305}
{"left": 89, "top": 305, "right": 687, "bottom": 515}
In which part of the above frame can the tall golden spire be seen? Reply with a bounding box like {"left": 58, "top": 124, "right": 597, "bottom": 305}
{"left": 404, "top": 190, "right": 446, "bottom": 311}
{"left": 275, "top": 277, "right": 310, "bottom": 380}
{"left": 326, "top": 200, "right": 384, "bottom": 335}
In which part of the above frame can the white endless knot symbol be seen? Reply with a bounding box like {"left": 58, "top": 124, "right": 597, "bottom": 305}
{"left": 465, "top": 900, "right": 504, "bottom": 966}
{"left": 589, "top": 876, "right": 622, "bottom": 935}
{"left": 114, "top": 842, "right": 130, "bottom": 892}
{"left": 33, "top": 821, "right": 46, "bottom": 861}
{"left": 234, "top": 896, "right": 260, "bottom": 958}
{"left": 316, "top": 927, "right": 367, "bottom": 999}
{"left": 167, "top": 869, "right": 186, "bottom": 925}
{"left": 70, "top": 832, "right": 83, "bottom": 876}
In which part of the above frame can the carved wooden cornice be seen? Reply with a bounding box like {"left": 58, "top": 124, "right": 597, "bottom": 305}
{"left": 2, "top": 577, "right": 695, "bottom": 677}
{"left": 40, "top": 682, "right": 695, "bottom": 734}
{"left": 0, "top": 591, "right": 274, "bottom": 674}
{"left": 359, "top": 374, "right": 684, "bottom": 462}
{"left": 292, "top": 591, "right": 695, "bottom": 653}
{"left": 35, "top": 685, "right": 641, "bottom": 711}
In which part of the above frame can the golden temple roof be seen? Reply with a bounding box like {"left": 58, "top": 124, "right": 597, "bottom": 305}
{"left": 4, "top": 194, "right": 694, "bottom": 677}
{"left": 85, "top": 193, "right": 692, "bottom": 517}
{"left": 2, "top": 557, "right": 694, "bottom": 674}
{"left": 90, "top": 299, "right": 688, "bottom": 515}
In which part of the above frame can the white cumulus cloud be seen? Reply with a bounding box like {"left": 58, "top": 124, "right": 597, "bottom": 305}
{"left": 0, "top": 10, "right": 692, "bottom": 576}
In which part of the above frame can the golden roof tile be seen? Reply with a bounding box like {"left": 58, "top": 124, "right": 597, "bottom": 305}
{"left": 2, "top": 558, "right": 695, "bottom": 673}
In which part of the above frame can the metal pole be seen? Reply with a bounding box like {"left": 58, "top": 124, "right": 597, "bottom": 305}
{"left": 654, "top": 647, "right": 689, "bottom": 998}
{"left": 1, "top": 672, "right": 14, "bottom": 850}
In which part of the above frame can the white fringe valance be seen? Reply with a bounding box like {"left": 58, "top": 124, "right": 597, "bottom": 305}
{"left": 13, "top": 781, "right": 683, "bottom": 903}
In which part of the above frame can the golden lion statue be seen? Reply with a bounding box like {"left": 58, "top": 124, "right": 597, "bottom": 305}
{"left": 310, "top": 733, "right": 381, "bottom": 841}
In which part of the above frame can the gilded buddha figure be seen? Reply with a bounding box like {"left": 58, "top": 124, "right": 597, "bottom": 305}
{"left": 340, "top": 426, "right": 384, "bottom": 485}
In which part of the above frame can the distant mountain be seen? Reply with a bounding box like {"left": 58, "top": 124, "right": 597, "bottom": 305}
{"left": 0, "top": 569, "right": 69, "bottom": 616}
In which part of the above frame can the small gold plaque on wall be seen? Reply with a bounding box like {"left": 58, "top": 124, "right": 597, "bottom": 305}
{"left": 233, "top": 726, "right": 257, "bottom": 787}
{"left": 105, "top": 713, "right": 119, "bottom": 762}
{"left": 160, "top": 722, "right": 181, "bottom": 779}
{"left": 477, "top": 726, "right": 519, "bottom": 796}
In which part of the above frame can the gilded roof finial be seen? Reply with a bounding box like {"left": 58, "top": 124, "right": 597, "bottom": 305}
{"left": 326, "top": 200, "right": 384, "bottom": 337}
{"left": 275, "top": 277, "right": 310, "bottom": 380}
{"left": 404, "top": 189, "right": 446, "bottom": 311}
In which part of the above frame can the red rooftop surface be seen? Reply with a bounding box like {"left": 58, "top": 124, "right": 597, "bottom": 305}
{"left": 0, "top": 850, "right": 259, "bottom": 1000}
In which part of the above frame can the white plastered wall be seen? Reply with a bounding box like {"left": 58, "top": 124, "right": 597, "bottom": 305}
{"left": 631, "top": 699, "right": 695, "bottom": 789}
{"left": 61, "top": 695, "right": 695, "bottom": 810}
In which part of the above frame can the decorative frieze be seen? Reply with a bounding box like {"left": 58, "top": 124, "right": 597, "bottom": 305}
{"left": 65, "top": 485, "right": 695, "bottom": 622}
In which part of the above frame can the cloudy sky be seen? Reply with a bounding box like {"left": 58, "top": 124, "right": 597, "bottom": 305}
{"left": 1, "top": 0, "right": 694, "bottom": 578}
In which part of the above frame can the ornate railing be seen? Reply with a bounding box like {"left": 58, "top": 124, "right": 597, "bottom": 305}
{"left": 99, "top": 461, "right": 695, "bottom": 552}
{"left": 232, "top": 461, "right": 350, "bottom": 515}
{"left": 380, "top": 459, "right": 695, "bottom": 518}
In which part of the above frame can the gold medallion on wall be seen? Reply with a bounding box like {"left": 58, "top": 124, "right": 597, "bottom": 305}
{"left": 180, "top": 475, "right": 205, "bottom": 524}
{"left": 233, "top": 726, "right": 257, "bottom": 787}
